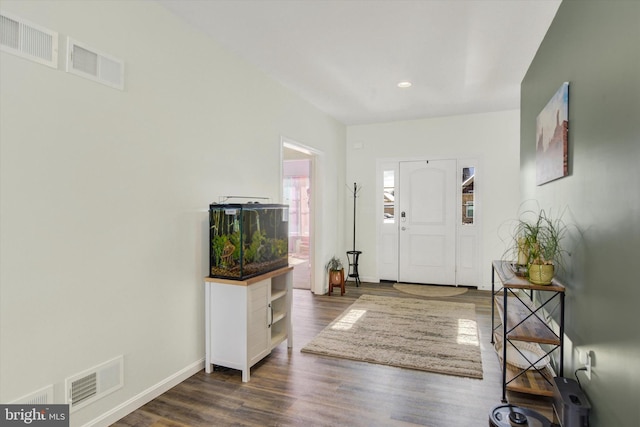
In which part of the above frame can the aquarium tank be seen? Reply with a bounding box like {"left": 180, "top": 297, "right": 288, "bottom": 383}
{"left": 209, "top": 203, "right": 289, "bottom": 280}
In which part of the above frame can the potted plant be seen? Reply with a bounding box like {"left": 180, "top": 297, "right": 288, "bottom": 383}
{"left": 514, "top": 209, "right": 566, "bottom": 285}
{"left": 325, "top": 256, "right": 344, "bottom": 285}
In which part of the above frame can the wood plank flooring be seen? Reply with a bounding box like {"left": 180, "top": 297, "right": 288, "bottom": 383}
{"left": 112, "top": 282, "right": 556, "bottom": 427}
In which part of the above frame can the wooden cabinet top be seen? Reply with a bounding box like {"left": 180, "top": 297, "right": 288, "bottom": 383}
{"left": 204, "top": 266, "right": 293, "bottom": 286}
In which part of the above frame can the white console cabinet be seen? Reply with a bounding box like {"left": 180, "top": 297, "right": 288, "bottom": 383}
{"left": 204, "top": 266, "right": 293, "bottom": 382}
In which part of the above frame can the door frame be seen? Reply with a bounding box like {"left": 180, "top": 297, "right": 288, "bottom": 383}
{"left": 280, "top": 136, "right": 318, "bottom": 293}
{"left": 376, "top": 156, "right": 481, "bottom": 285}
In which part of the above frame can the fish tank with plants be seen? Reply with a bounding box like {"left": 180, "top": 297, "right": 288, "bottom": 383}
{"left": 209, "top": 203, "right": 289, "bottom": 280}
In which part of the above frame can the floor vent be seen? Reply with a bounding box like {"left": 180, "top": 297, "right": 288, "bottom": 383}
{"left": 66, "top": 37, "right": 124, "bottom": 90}
{"left": 10, "top": 385, "right": 54, "bottom": 405}
{"left": 0, "top": 10, "right": 58, "bottom": 68}
{"left": 66, "top": 355, "right": 124, "bottom": 412}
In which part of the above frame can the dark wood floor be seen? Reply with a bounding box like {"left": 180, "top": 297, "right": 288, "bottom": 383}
{"left": 113, "top": 282, "right": 555, "bottom": 427}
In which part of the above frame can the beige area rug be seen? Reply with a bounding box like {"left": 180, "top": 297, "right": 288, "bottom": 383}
{"left": 393, "top": 283, "right": 468, "bottom": 298}
{"left": 301, "top": 295, "right": 483, "bottom": 379}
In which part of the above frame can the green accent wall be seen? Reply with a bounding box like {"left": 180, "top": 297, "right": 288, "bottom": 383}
{"left": 521, "top": 1, "right": 639, "bottom": 426}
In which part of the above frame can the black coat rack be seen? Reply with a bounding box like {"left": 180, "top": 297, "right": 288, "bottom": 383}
{"left": 346, "top": 182, "right": 362, "bottom": 286}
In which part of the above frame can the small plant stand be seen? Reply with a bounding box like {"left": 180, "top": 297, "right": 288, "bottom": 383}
{"left": 346, "top": 250, "right": 362, "bottom": 286}
{"left": 328, "top": 268, "right": 345, "bottom": 296}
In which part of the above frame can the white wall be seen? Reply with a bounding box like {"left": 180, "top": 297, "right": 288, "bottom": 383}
{"left": 346, "top": 110, "right": 520, "bottom": 289}
{"left": 0, "top": 1, "right": 345, "bottom": 425}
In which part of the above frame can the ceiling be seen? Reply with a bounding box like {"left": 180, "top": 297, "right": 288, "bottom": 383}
{"left": 157, "top": 0, "right": 561, "bottom": 126}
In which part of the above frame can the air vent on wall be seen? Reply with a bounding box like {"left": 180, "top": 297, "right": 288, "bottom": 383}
{"left": 66, "top": 37, "right": 124, "bottom": 90}
{"left": 9, "top": 385, "right": 54, "bottom": 405}
{"left": 65, "top": 355, "right": 124, "bottom": 412}
{"left": 0, "top": 11, "right": 58, "bottom": 68}
{"left": 70, "top": 372, "right": 97, "bottom": 407}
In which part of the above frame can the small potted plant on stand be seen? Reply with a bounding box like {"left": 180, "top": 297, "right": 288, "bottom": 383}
{"left": 515, "top": 209, "right": 566, "bottom": 285}
{"left": 325, "top": 256, "right": 345, "bottom": 295}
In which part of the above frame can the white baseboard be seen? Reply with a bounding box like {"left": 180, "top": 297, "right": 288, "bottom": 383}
{"left": 80, "top": 358, "right": 204, "bottom": 427}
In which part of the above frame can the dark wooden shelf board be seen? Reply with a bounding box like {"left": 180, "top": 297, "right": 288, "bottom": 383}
{"left": 494, "top": 296, "right": 560, "bottom": 345}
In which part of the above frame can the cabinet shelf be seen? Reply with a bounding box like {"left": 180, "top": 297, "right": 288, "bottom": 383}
{"left": 272, "top": 311, "right": 286, "bottom": 324}
{"left": 271, "top": 289, "right": 287, "bottom": 302}
{"left": 491, "top": 260, "right": 565, "bottom": 402}
{"left": 270, "top": 329, "right": 287, "bottom": 350}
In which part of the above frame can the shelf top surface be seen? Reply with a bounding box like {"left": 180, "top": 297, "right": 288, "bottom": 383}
{"left": 493, "top": 260, "right": 565, "bottom": 292}
{"left": 204, "top": 266, "right": 293, "bottom": 286}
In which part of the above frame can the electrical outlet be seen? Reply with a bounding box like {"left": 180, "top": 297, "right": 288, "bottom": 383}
{"left": 585, "top": 351, "right": 592, "bottom": 380}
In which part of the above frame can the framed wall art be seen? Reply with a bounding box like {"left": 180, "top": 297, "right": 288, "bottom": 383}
{"left": 536, "top": 82, "right": 569, "bottom": 185}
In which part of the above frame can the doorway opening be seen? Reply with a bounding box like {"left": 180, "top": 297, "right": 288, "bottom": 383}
{"left": 282, "top": 139, "right": 315, "bottom": 290}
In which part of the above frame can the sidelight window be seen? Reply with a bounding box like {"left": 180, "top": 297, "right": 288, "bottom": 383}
{"left": 462, "top": 167, "right": 475, "bottom": 225}
{"left": 383, "top": 170, "right": 395, "bottom": 223}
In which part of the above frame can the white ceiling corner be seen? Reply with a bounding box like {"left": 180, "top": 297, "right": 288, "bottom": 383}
{"left": 157, "top": 0, "right": 561, "bottom": 125}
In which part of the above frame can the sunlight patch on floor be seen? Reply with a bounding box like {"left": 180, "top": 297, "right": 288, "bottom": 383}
{"left": 331, "top": 309, "right": 366, "bottom": 331}
{"left": 457, "top": 318, "right": 479, "bottom": 346}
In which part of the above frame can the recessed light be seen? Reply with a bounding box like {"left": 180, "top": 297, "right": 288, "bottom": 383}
{"left": 397, "top": 81, "right": 412, "bottom": 88}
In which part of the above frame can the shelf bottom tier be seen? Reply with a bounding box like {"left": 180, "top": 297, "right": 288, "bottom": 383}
{"left": 504, "top": 362, "right": 556, "bottom": 397}
{"left": 493, "top": 333, "right": 557, "bottom": 397}
{"left": 270, "top": 331, "right": 287, "bottom": 350}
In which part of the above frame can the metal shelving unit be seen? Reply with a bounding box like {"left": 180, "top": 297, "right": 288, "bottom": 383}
{"left": 491, "top": 260, "right": 565, "bottom": 402}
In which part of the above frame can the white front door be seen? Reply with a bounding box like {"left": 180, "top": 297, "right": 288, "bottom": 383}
{"left": 398, "top": 160, "right": 456, "bottom": 285}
